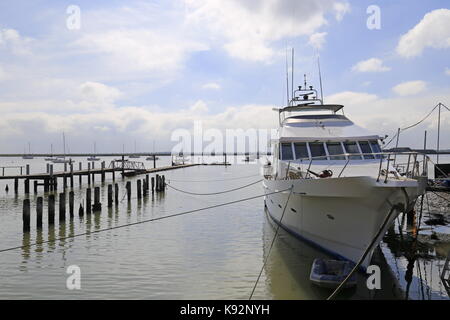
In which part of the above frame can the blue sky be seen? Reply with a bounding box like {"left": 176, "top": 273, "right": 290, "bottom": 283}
{"left": 0, "top": 0, "right": 449, "bottom": 153}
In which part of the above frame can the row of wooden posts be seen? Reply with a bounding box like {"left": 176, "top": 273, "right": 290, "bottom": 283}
{"left": 22, "top": 174, "right": 166, "bottom": 232}
{"left": 12, "top": 161, "right": 115, "bottom": 195}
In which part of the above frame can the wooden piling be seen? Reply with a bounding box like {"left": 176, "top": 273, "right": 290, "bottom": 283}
{"left": 122, "top": 155, "right": 125, "bottom": 177}
{"left": 26, "top": 164, "right": 30, "bottom": 175}
{"left": 93, "top": 186, "right": 101, "bottom": 211}
{"left": 14, "top": 178, "right": 18, "bottom": 194}
{"left": 153, "top": 156, "right": 156, "bottom": 169}
{"left": 70, "top": 164, "right": 74, "bottom": 188}
{"left": 101, "top": 161, "right": 105, "bottom": 182}
{"left": 24, "top": 178, "right": 30, "bottom": 194}
{"left": 44, "top": 178, "right": 49, "bottom": 192}
{"left": 112, "top": 162, "right": 115, "bottom": 181}
{"left": 151, "top": 177, "right": 155, "bottom": 193}
{"left": 88, "top": 163, "right": 91, "bottom": 185}
{"left": 63, "top": 175, "right": 67, "bottom": 190}
{"left": 137, "top": 180, "right": 142, "bottom": 199}
{"left": 36, "top": 197, "right": 43, "bottom": 228}
{"left": 69, "top": 191, "right": 74, "bottom": 218}
{"left": 78, "top": 203, "right": 84, "bottom": 217}
{"left": 59, "top": 192, "right": 66, "bottom": 222}
{"left": 156, "top": 174, "right": 160, "bottom": 192}
{"left": 34, "top": 180, "right": 38, "bottom": 193}
{"left": 86, "top": 188, "right": 92, "bottom": 214}
{"left": 126, "top": 181, "right": 131, "bottom": 201}
{"left": 79, "top": 162, "right": 82, "bottom": 185}
{"left": 108, "top": 184, "right": 113, "bottom": 208}
{"left": 115, "top": 183, "right": 119, "bottom": 204}
{"left": 23, "top": 199, "right": 30, "bottom": 232}
{"left": 46, "top": 163, "right": 50, "bottom": 173}
{"left": 48, "top": 194, "right": 55, "bottom": 225}
{"left": 145, "top": 174, "right": 149, "bottom": 194}
{"left": 162, "top": 175, "right": 165, "bottom": 191}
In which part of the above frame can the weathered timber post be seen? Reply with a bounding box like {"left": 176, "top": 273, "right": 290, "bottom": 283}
{"left": 115, "top": 183, "right": 119, "bottom": 205}
{"left": 48, "top": 194, "right": 55, "bottom": 225}
{"left": 155, "top": 174, "right": 160, "bottom": 192}
{"left": 34, "top": 180, "right": 38, "bottom": 193}
{"left": 14, "top": 178, "right": 18, "bottom": 194}
{"left": 79, "top": 162, "right": 82, "bottom": 185}
{"left": 112, "top": 162, "right": 115, "bottom": 181}
{"left": 88, "top": 162, "right": 91, "bottom": 185}
{"left": 24, "top": 179, "right": 30, "bottom": 194}
{"left": 108, "top": 184, "right": 113, "bottom": 208}
{"left": 69, "top": 191, "right": 74, "bottom": 218}
{"left": 44, "top": 178, "right": 49, "bottom": 192}
{"left": 153, "top": 156, "right": 156, "bottom": 169}
{"left": 23, "top": 199, "right": 30, "bottom": 232}
{"left": 101, "top": 161, "right": 105, "bottom": 182}
{"left": 151, "top": 177, "right": 155, "bottom": 193}
{"left": 78, "top": 203, "right": 84, "bottom": 217}
{"left": 126, "top": 181, "right": 131, "bottom": 201}
{"left": 36, "top": 197, "right": 43, "bottom": 228}
{"left": 162, "top": 175, "right": 165, "bottom": 192}
{"left": 46, "top": 163, "right": 50, "bottom": 173}
{"left": 26, "top": 164, "right": 30, "bottom": 175}
{"left": 70, "top": 164, "right": 74, "bottom": 188}
{"left": 137, "top": 180, "right": 142, "bottom": 199}
{"left": 86, "top": 188, "right": 92, "bottom": 214}
{"left": 93, "top": 186, "right": 101, "bottom": 212}
{"left": 121, "top": 155, "right": 125, "bottom": 177}
{"left": 59, "top": 192, "right": 66, "bottom": 222}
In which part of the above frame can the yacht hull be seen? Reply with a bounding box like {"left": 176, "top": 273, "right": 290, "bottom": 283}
{"left": 263, "top": 177, "right": 423, "bottom": 268}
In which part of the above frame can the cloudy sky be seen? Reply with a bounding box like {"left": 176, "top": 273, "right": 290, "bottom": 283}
{"left": 0, "top": 0, "right": 449, "bottom": 153}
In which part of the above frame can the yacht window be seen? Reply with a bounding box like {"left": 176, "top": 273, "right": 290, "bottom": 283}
{"left": 359, "top": 141, "right": 375, "bottom": 159}
{"left": 343, "top": 142, "right": 362, "bottom": 160}
{"left": 369, "top": 140, "right": 382, "bottom": 158}
{"left": 326, "top": 142, "right": 346, "bottom": 160}
{"left": 309, "top": 142, "right": 327, "bottom": 160}
{"left": 294, "top": 142, "right": 309, "bottom": 160}
{"left": 281, "top": 143, "right": 294, "bottom": 160}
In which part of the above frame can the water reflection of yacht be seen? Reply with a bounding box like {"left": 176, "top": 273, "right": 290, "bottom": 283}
{"left": 263, "top": 80, "right": 427, "bottom": 267}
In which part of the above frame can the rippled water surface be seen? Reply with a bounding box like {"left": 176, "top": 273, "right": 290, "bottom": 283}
{"left": 0, "top": 156, "right": 448, "bottom": 299}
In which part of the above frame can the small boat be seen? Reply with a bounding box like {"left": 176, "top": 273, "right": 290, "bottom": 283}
{"left": 87, "top": 142, "right": 101, "bottom": 161}
{"left": 22, "top": 143, "right": 34, "bottom": 159}
{"left": 309, "top": 259, "right": 357, "bottom": 289}
{"left": 45, "top": 144, "right": 57, "bottom": 161}
{"left": 129, "top": 141, "right": 141, "bottom": 158}
{"left": 52, "top": 132, "right": 73, "bottom": 163}
{"left": 146, "top": 155, "right": 159, "bottom": 161}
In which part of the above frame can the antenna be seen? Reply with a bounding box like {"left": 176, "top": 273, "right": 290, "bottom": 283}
{"left": 285, "top": 48, "right": 290, "bottom": 106}
{"left": 291, "top": 48, "right": 294, "bottom": 104}
{"left": 317, "top": 53, "right": 324, "bottom": 104}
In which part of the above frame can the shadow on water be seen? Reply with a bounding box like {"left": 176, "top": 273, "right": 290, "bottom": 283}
{"left": 262, "top": 208, "right": 402, "bottom": 300}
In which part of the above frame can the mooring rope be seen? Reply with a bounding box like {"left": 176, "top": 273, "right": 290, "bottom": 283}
{"left": 249, "top": 185, "right": 294, "bottom": 300}
{"left": 0, "top": 189, "right": 289, "bottom": 254}
{"left": 326, "top": 202, "right": 403, "bottom": 300}
{"left": 166, "top": 179, "right": 263, "bottom": 196}
{"left": 167, "top": 174, "right": 261, "bottom": 183}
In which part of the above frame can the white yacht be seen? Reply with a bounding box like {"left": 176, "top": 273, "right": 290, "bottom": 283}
{"left": 263, "top": 82, "right": 427, "bottom": 268}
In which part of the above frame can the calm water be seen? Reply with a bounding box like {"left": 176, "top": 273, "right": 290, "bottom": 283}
{"left": 0, "top": 156, "right": 448, "bottom": 299}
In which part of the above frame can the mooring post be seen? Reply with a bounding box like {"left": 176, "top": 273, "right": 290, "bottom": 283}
{"left": 59, "top": 192, "right": 66, "bottom": 222}
{"left": 156, "top": 174, "right": 160, "bottom": 192}
{"left": 88, "top": 162, "right": 91, "bottom": 185}
{"left": 24, "top": 179, "right": 30, "bottom": 194}
{"left": 126, "top": 181, "right": 131, "bottom": 201}
{"left": 14, "top": 178, "right": 18, "bottom": 194}
{"left": 36, "top": 196, "right": 43, "bottom": 229}
{"left": 53, "top": 176, "right": 58, "bottom": 191}
{"left": 101, "top": 161, "right": 105, "bottom": 182}
{"left": 153, "top": 156, "right": 156, "bottom": 169}
{"left": 137, "top": 180, "right": 142, "bottom": 199}
{"left": 34, "top": 180, "right": 38, "bottom": 193}
{"left": 64, "top": 163, "right": 67, "bottom": 172}
{"left": 162, "top": 175, "right": 165, "bottom": 192}
{"left": 63, "top": 174, "right": 67, "bottom": 190}
{"left": 26, "top": 164, "right": 30, "bottom": 175}
{"left": 108, "top": 184, "right": 113, "bottom": 208}
{"left": 70, "top": 164, "right": 74, "bottom": 188}
{"left": 122, "top": 155, "right": 125, "bottom": 177}
{"left": 46, "top": 163, "right": 50, "bottom": 173}
{"left": 48, "top": 194, "right": 55, "bottom": 225}
{"left": 115, "top": 183, "right": 119, "bottom": 204}
{"left": 23, "top": 199, "right": 30, "bottom": 232}
{"left": 79, "top": 162, "right": 82, "bottom": 185}
{"left": 50, "top": 165, "right": 54, "bottom": 191}
{"left": 44, "top": 178, "right": 49, "bottom": 192}
{"left": 86, "top": 188, "right": 92, "bottom": 214}
{"left": 151, "top": 177, "right": 155, "bottom": 193}
{"left": 69, "top": 191, "right": 74, "bottom": 218}
{"left": 93, "top": 186, "right": 101, "bottom": 212}
{"left": 92, "top": 170, "right": 95, "bottom": 184}
{"left": 145, "top": 174, "right": 149, "bottom": 194}
{"left": 112, "top": 162, "right": 115, "bottom": 181}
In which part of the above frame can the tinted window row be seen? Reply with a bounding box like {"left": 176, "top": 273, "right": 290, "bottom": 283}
{"left": 280, "top": 140, "right": 382, "bottom": 161}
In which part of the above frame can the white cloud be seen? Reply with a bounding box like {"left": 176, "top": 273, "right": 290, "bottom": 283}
{"left": 308, "top": 32, "right": 328, "bottom": 50}
{"left": 396, "top": 9, "right": 450, "bottom": 58}
{"left": 351, "top": 58, "right": 391, "bottom": 72}
{"left": 202, "top": 82, "right": 221, "bottom": 90}
{"left": 184, "top": 0, "right": 350, "bottom": 62}
{"left": 0, "top": 28, "right": 32, "bottom": 55}
{"left": 79, "top": 82, "right": 123, "bottom": 104}
{"left": 392, "top": 80, "right": 427, "bottom": 96}
{"left": 73, "top": 29, "right": 208, "bottom": 74}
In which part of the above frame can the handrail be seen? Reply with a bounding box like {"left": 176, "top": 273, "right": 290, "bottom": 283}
{"left": 280, "top": 151, "right": 428, "bottom": 182}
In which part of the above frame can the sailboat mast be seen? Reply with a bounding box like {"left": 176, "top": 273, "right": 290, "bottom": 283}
{"left": 63, "top": 132, "right": 66, "bottom": 159}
